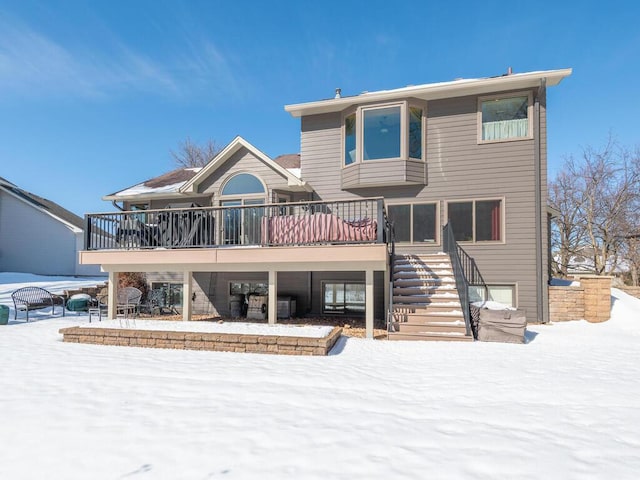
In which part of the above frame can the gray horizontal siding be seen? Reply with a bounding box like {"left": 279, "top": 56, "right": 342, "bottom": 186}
{"left": 300, "top": 87, "right": 548, "bottom": 321}
{"left": 198, "top": 148, "right": 292, "bottom": 204}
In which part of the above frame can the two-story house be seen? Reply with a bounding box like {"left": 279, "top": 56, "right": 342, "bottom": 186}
{"left": 80, "top": 67, "right": 571, "bottom": 340}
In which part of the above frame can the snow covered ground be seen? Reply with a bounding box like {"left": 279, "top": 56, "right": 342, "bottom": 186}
{"left": 1, "top": 274, "right": 639, "bottom": 479}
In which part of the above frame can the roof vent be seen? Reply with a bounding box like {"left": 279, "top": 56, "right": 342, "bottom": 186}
{"left": 334, "top": 88, "right": 342, "bottom": 99}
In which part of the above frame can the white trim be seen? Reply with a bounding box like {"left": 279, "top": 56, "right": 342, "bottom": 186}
{"left": 285, "top": 69, "right": 572, "bottom": 118}
{"left": 180, "top": 136, "right": 312, "bottom": 194}
{"left": 102, "top": 192, "right": 209, "bottom": 202}
{"left": 477, "top": 91, "right": 533, "bottom": 144}
{"left": 342, "top": 101, "right": 427, "bottom": 167}
{"left": 219, "top": 171, "right": 267, "bottom": 198}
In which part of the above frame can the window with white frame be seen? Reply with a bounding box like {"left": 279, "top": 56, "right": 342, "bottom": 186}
{"left": 387, "top": 203, "right": 438, "bottom": 244}
{"left": 469, "top": 284, "right": 516, "bottom": 307}
{"left": 343, "top": 102, "right": 424, "bottom": 165}
{"left": 323, "top": 282, "right": 365, "bottom": 314}
{"left": 220, "top": 173, "right": 266, "bottom": 245}
{"left": 479, "top": 93, "right": 532, "bottom": 142}
{"left": 447, "top": 199, "right": 503, "bottom": 242}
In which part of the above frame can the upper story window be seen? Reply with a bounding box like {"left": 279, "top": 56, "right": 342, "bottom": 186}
{"left": 363, "top": 106, "right": 401, "bottom": 160}
{"left": 479, "top": 92, "right": 532, "bottom": 143}
{"left": 221, "top": 173, "right": 265, "bottom": 196}
{"left": 343, "top": 101, "right": 425, "bottom": 166}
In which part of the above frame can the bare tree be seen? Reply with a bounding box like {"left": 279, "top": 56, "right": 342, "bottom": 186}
{"left": 549, "top": 161, "right": 587, "bottom": 277}
{"left": 171, "top": 137, "right": 221, "bottom": 168}
{"left": 550, "top": 137, "right": 640, "bottom": 280}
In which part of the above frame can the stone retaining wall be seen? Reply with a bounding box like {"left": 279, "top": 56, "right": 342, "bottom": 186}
{"left": 620, "top": 286, "right": 640, "bottom": 299}
{"left": 549, "top": 286, "right": 585, "bottom": 322}
{"left": 59, "top": 325, "right": 343, "bottom": 356}
{"left": 549, "top": 276, "right": 612, "bottom": 323}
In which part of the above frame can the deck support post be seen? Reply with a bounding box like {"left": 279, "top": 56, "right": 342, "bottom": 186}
{"left": 107, "top": 271, "right": 117, "bottom": 320}
{"left": 183, "top": 271, "right": 193, "bottom": 322}
{"left": 383, "top": 267, "right": 390, "bottom": 326}
{"left": 268, "top": 270, "right": 277, "bottom": 325}
{"left": 366, "top": 269, "right": 374, "bottom": 339}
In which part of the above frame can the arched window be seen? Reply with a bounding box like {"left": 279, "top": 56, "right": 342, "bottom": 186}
{"left": 220, "top": 173, "right": 266, "bottom": 246}
{"left": 221, "top": 173, "right": 265, "bottom": 196}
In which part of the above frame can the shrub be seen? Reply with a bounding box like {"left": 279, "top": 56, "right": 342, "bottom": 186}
{"left": 118, "top": 272, "right": 149, "bottom": 300}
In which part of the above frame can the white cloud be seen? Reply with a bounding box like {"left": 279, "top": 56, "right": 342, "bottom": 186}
{"left": 0, "top": 15, "right": 244, "bottom": 102}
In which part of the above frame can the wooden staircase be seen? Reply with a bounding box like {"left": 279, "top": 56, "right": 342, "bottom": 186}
{"left": 387, "top": 253, "right": 473, "bottom": 342}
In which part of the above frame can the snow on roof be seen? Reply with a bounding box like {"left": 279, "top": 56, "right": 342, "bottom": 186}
{"left": 107, "top": 167, "right": 202, "bottom": 198}
{"left": 287, "top": 168, "right": 301, "bottom": 178}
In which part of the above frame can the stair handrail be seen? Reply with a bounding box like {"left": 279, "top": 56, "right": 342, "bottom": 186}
{"left": 442, "top": 223, "right": 485, "bottom": 337}
{"left": 384, "top": 213, "right": 396, "bottom": 332}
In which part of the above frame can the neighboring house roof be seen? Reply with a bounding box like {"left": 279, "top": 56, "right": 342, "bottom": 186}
{"left": 285, "top": 68, "right": 572, "bottom": 117}
{"left": 181, "top": 136, "right": 312, "bottom": 193}
{"left": 103, "top": 167, "right": 203, "bottom": 201}
{"left": 274, "top": 153, "right": 301, "bottom": 179}
{"left": 0, "top": 176, "right": 84, "bottom": 232}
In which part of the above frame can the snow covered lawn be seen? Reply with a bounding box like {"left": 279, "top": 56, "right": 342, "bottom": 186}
{"left": 1, "top": 274, "right": 639, "bottom": 479}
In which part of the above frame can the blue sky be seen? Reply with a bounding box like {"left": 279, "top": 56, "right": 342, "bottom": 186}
{"left": 0, "top": 0, "right": 638, "bottom": 216}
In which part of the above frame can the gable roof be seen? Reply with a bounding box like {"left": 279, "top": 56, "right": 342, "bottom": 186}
{"left": 103, "top": 167, "right": 203, "bottom": 201}
{"left": 180, "top": 136, "right": 311, "bottom": 193}
{"left": 274, "top": 153, "right": 301, "bottom": 179}
{"left": 0, "top": 176, "right": 84, "bottom": 231}
{"left": 274, "top": 154, "right": 300, "bottom": 169}
{"left": 285, "top": 68, "right": 572, "bottom": 117}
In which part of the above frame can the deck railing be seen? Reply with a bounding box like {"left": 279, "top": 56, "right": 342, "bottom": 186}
{"left": 84, "top": 198, "right": 386, "bottom": 251}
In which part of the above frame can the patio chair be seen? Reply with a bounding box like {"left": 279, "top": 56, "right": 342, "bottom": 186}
{"left": 117, "top": 287, "right": 143, "bottom": 319}
{"left": 11, "top": 286, "right": 66, "bottom": 321}
{"left": 141, "top": 288, "right": 166, "bottom": 316}
{"left": 88, "top": 288, "right": 109, "bottom": 322}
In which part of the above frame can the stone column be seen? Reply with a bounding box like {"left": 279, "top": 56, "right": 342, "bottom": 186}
{"left": 580, "top": 275, "right": 612, "bottom": 323}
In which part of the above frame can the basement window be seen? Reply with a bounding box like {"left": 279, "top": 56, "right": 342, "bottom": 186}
{"left": 323, "top": 282, "right": 365, "bottom": 314}
{"left": 469, "top": 284, "right": 516, "bottom": 307}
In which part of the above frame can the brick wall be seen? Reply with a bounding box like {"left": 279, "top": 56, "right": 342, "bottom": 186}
{"left": 59, "top": 325, "right": 343, "bottom": 356}
{"left": 548, "top": 276, "right": 612, "bottom": 323}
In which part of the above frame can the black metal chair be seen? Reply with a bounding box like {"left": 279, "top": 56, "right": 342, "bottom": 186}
{"left": 11, "top": 286, "right": 66, "bottom": 321}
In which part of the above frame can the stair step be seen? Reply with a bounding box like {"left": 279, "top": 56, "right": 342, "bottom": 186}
{"left": 393, "top": 291, "right": 458, "bottom": 303}
{"left": 391, "top": 311, "right": 464, "bottom": 320}
{"left": 393, "top": 263, "right": 452, "bottom": 273}
{"left": 393, "top": 272, "right": 456, "bottom": 281}
{"left": 390, "top": 322, "right": 468, "bottom": 334}
{"left": 396, "top": 254, "right": 449, "bottom": 261}
{"left": 391, "top": 305, "right": 462, "bottom": 316}
{"left": 387, "top": 331, "right": 473, "bottom": 342}
{"left": 393, "top": 286, "right": 459, "bottom": 295}
{"left": 393, "top": 291, "right": 460, "bottom": 300}
{"left": 393, "top": 281, "right": 456, "bottom": 289}
{"left": 393, "top": 279, "right": 455, "bottom": 288}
